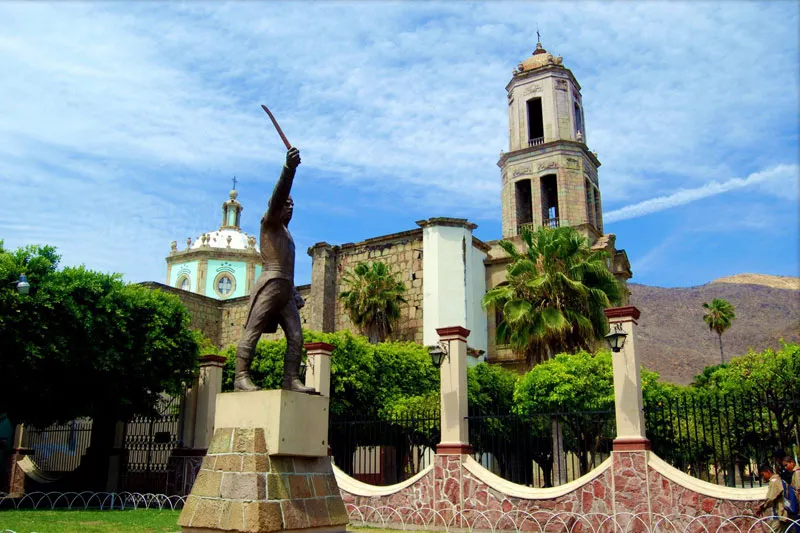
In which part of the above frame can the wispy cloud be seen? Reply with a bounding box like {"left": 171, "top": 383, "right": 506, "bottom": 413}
{"left": 0, "top": 2, "right": 797, "bottom": 285}
{"left": 605, "top": 164, "right": 799, "bottom": 223}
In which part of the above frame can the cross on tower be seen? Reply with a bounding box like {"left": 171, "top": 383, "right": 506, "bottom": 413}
{"left": 232, "top": 176, "right": 238, "bottom": 190}
{"left": 536, "top": 25, "right": 541, "bottom": 44}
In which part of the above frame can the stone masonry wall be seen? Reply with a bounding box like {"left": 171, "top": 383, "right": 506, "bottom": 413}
{"left": 141, "top": 281, "right": 311, "bottom": 350}
{"left": 329, "top": 229, "right": 425, "bottom": 344}
{"left": 339, "top": 452, "right": 764, "bottom": 531}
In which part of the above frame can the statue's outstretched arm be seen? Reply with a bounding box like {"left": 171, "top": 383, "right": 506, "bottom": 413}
{"left": 264, "top": 148, "right": 300, "bottom": 226}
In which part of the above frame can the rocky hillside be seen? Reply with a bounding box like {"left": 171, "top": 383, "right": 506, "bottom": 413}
{"left": 629, "top": 275, "right": 799, "bottom": 384}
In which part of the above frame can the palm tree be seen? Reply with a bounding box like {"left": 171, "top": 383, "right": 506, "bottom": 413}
{"left": 482, "top": 226, "right": 622, "bottom": 366}
{"left": 702, "top": 298, "right": 736, "bottom": 364}
{"left": 339, "top": 261, "right": 407, "bottom": 343}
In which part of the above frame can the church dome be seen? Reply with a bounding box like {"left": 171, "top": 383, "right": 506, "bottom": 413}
{"left": 190, "top": 228, "right": 251, "bottom": 250}
{"left": 517, "top": 42, "right": 563, "bottom": 73}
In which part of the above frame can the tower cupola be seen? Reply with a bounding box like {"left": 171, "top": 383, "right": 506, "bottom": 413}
{"left": 221, "top": 187, "right": 243, "bottom": 230}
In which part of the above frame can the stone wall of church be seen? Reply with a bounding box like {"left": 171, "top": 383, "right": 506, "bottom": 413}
{"left": 308, "top": 229, "right": 425, "bottom": 344}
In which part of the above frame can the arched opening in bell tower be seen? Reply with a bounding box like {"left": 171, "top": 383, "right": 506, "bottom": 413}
{"left": 515, "top": 179, "right": 533, "bottom": 230}
{"left": 526, "top": 98, "right": 544, "bottom": 146}
{"left": 540, "top": 174, "right": 559, "bottom": 228}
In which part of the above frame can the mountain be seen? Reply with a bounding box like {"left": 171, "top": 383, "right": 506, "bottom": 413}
{"left": 629, "top": 275, "right": 800, "bottom": 385}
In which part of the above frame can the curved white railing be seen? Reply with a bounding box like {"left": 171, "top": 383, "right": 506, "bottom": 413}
{"left": 648, "top": 453, "right": 767, "bottom": 501}
{"left": 463, "top": 455, "right": 612, "bottom": 500}
{"left": 333, "top": 463, "right": 434, "bottom": 497}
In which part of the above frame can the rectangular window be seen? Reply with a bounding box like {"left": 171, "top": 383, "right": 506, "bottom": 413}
{"left": 540, "top": 174, "right": 559, "bottom": 228}
{"left": 574, "top": 102, "right": 583, "bottom": 138}
{"left": 527, "top": 98, "right": 544, "bottom": 146}
{"left": 515, "top": 179, "right": 533, "bottom": 229}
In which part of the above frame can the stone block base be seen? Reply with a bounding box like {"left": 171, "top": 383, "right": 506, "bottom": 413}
{"left": 177, "top": 394, "right": 348, "bottom": 532}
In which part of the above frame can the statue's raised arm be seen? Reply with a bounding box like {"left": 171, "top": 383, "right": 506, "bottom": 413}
{"left": 263, "top": 147, "right": 301, "bottom": 227}
{"left": 235, "top": 145, "right": 315, "bottom": 395}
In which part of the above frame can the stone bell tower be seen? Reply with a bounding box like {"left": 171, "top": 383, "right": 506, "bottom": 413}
{"left": 499, "top": 41, "right": 604, "bottom": 244}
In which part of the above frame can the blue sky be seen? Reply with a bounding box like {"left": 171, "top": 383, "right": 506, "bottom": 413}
{"left": 0, "top": 1, "right": 797, "bottom": 288}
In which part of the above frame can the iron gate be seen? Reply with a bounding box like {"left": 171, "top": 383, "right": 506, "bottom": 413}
{"left": 120, "top": 395, "right": 182, "bottom": 493}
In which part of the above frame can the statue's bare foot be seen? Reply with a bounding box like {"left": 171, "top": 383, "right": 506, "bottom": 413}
{"left": 283, "top": 377, "right": 318, "bottom": 395}
{"left": 234, "top": 372, "right": 261, "bottom": 392}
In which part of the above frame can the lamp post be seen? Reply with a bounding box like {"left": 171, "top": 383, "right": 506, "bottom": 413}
{"left": 604, "top": 322, "right": 627, "bottom": 353}
{"left": 428, "top": 342, "right": 449, "bottom": 368}
{"left": 13, "top": 274, "right": 30, "bottom": 295}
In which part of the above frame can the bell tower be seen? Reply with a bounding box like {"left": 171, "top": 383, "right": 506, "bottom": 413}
{"left": 499, "top": 41, "right": 603, "bottom": 244}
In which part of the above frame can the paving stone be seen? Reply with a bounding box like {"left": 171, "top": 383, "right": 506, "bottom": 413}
{"left": 243, "top": 501, "right": 283, "bottom": 533}
{"left": 288, "top": 474, "right": 312, "bottom": 499}
{"left": 190, "top": 470, "right": 223, "bottom": 498}
{"left": 208, "top": 428, "right": 234, "bottom": 454}
{"left": 215, "top": 453, "right": 243, "bottom": 472}
{"left": 189, "top": 497, "right": 224, "bottom": 528}
{"left": 266, "top": 473, "right": 290, "bottom": 500}
{"left": 281, "top": 499, "right": 310, "bottom": 530}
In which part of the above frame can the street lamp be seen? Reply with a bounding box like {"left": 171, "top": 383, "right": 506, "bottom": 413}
{"left": 604, "top": 322, "right": 627, "bottom": 353}
{"left": 428, "top": 342, "right": 449, "bottom": 368}
{"left": 16, "top": 274, "right": 30, "bottom": 295}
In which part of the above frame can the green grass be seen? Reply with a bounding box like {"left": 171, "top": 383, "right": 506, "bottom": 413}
{"left": 0, "top": 509, "right": 399, "bottom": 533}
{"left": 0, "top": 509, "right": 182, "bottom": 533}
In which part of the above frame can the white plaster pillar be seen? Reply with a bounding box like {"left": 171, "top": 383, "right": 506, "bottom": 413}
{"left": 304, "top": 342, "right": 334, "bottom": 398}
{"left": 436, "top": 326, "right": 472, "bottom": 455}
{"left": 194, "top": 355, "right": 226, "bottom": 450}
{"left": 604, "top": 306, "right": 650, "bottom": 451}
{"left": 181, "top": 375, "right": 200, "bottom": 448}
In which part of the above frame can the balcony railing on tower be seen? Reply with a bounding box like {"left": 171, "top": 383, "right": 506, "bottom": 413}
{"left": 528, "top": 137, "right": 545, "bottom": 147}
{"left": 543, "top": 217, "right": 560, "bottom": 229}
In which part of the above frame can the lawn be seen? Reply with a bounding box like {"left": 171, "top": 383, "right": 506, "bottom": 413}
{"left": 0, "top": 509, "right": 397, "bottom": 533}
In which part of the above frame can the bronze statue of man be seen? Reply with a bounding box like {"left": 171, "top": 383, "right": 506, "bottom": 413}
{"left": 234, "top": 147, "right": 315, "bottom": 394}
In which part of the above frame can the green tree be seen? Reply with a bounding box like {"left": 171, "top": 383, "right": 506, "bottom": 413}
{"left": 482, "top": 226, "right": 622, "bottom": 366}
{"left": 0, "top": 242, "right": 199, "bottom": 427}
{"left": 0, "top": 242, "right": 199, "bottom": 489}
{"left": 339, "top": 261, "right": 407, "bottom": 343}
{"left": 513, "top": 350, "right": 616, "bottom": 477}
{"left": 702, "top": 298, "right": 736, "bottom": 364}
{"left": 220, "top": 330, "right": 438, "bottom": 479}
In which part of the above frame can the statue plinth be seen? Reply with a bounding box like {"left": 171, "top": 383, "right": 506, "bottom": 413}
{"left": 178, "top": 390, "right": 348, "bottom": 533}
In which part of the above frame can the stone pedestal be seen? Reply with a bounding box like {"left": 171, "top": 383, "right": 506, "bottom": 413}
{"left": 178, "top": 390, "right": 348, "bottom": 533}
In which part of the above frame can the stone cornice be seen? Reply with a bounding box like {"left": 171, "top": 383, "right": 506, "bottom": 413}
{"left": 498, "top": 140, "right": 601, "bottom": 169}
{"left": 505, "top": 65, "right": 581, "bottom": 92}
{"left": 416, "top": 217, "right": 478, "bottom": 231}
{"left": 167, "top": 247, "right": 259, "bottom": 264}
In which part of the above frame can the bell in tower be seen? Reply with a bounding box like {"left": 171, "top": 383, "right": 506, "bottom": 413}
{"left": 498, "top": 40, "right": 603, "bottom": 245}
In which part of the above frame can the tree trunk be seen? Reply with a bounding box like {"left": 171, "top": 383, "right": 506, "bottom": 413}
{"left": 718, "top": 333, "right": 725, "bottom": 364}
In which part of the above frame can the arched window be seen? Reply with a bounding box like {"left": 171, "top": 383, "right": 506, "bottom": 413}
{"left": 176, "top": 275, "right": 191, "bottom": 292}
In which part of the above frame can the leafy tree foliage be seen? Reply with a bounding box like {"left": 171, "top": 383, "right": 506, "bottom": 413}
{"left": 482, "top": 226, "right": 622, "bottom": 366}
{"left": 221, "top": 330, "right": 438, "bottom": 417}
{"left": 339, "top": 261, "right": 407, "bottom": 343}
{"left": 702, "top": 298, "right": 736, "bottom": 363}
{"left": 0, "top": 242, "right": 199, "bottom": 428}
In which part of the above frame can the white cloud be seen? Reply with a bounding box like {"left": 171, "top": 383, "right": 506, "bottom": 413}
{"left": 604, "top": 164, "right": 799, "bottom": 223}
{"left": 0, "top": 1, "right": 797, "bottom": 283}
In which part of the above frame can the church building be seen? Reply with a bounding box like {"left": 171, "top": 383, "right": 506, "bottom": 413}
{"left": 152, "top": 42, "right": 632, "bottom": 371}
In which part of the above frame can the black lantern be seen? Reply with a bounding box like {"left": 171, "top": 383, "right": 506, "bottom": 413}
{"left": 604, "top": 323, "right": 628, "bottom": 353}
{"left": 16, "top": 274, "right": 30, "bottom": 295}
{"left": 428, "top": 342, "right": 449, "bottom": 368}
{"left": 299, "top": 359, "right": 307, "bottom": 380}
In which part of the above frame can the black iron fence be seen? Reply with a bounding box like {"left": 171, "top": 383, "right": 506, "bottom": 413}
{"left": 120, "top": 395, "right": 182, "bottom": 493}
{"left": 468, "top": 407, "right": 615, "bottom": 488}
{"left": 329, "top": 409, "right": 439, "bottom": 486}
{"left": 22, "top": 420, "right": 93, "bottom": 474}
{"left": 644, "top": 390, "right": 800, "bottom": 487}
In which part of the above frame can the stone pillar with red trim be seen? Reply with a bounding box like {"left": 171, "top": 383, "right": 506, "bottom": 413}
{"left": 304, "top": 342, "right": 334, "bottom": 398}
{"left": 434, "top": 326, "right": 472, "bottom": 518}
{"left": 604, "top": 306, "right": 651, "bottom": 520}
